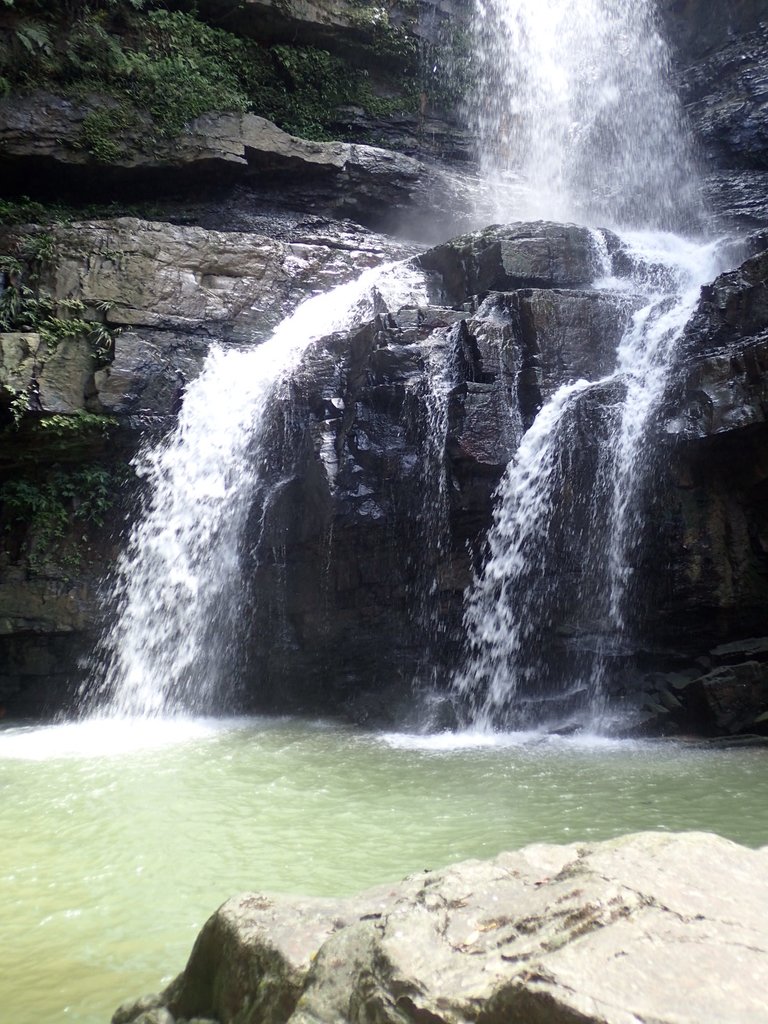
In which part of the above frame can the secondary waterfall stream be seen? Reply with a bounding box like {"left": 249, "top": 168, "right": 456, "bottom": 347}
{"left": 449, "top": 0, "right": 723, "bottom": 728}
{"left": 87, "top": 264, "right": 427, "bottom": 717}
{"left": 455, "top": 233, "right": 724, "bottom": 728}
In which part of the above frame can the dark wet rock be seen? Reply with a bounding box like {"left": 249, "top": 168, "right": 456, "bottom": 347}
{"left": 92, "top": 330, "right": 207, "bottom": 422}
{"left": 658, "top": 3, "right": 768, "bottom": 229}
{"left": 241, "top": 312, "right": 470, "bottom": 713}
{"left": 637, "top": 247, "right": 768, "bottom": 668}
{"left": 237, "top": 259, "right": 641, "bottom": 718}
{"left": 114, "top": 831, "right": 768, "bottom": 1024}
{"left": 677, "top": 26, "right": 768, "bottom": 174}
{"left": 711, "top": 636, "right": 768, "bottom": 664}
{"left": 418, "top": 222, "right": 610, "bottom": 306}
{"left": 513, "top": 287, "right": 636, "bottom": 409}
{"left": 687, "top": 661, "right": 768, "bottom": 734}
{"left": 113, "top": 993, "right": 168, "bottom": 1024}
{"left": 659, "top": 0, "right": 767, "bottom": 64}
{"left": 683, "top": 248, "right": 768, "bottom": 356}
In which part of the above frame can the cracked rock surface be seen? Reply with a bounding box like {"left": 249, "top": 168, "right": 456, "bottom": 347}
{"left": 114, "top": 831, "right": 768, "bottom": 1024}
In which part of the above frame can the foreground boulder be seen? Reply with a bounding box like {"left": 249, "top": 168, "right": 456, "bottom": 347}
{"left": 113, "top": 831, "right": 768, "bottom": 1024}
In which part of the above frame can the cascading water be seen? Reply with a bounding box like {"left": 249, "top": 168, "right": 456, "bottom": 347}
{"left": 86, "top": 263, "right": 427, "bottom": 718}
{"left": 470, "top": 0, "right": 702, "bottom": 230}
{"left": 453, "top": 0, "right": 725, "bottom": 729}
{"left": 455, "top": 235, "right": 725, "bottom": 729}
{"left": 603, "top": 234, "right": 725, "bottom": 631}
{"left": 86, "top": 0, "right": 723, "bottom": 732}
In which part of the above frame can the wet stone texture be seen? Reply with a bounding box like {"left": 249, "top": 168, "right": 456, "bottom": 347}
{"left": 3, "top": 219, "right": 768, "bottom": 736}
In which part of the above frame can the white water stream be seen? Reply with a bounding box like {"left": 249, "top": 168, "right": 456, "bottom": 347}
{"left": 470, "top": 0, "right": 702, "bottom": 229}
{"left": 456, "top": 233, "right": 725, "bottom": 726}
{"left": 449, "top": 0, "right": 729, "bottom": 727}
{"left": 87, "top": 264, "right": 427, "bottom": 717}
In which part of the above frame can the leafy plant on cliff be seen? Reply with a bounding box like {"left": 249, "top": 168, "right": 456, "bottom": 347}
{"left": 0, "top": 462, "right": 116, "bottom": 572}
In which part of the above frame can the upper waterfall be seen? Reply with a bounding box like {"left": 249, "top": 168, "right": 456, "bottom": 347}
{"left": 470, "top": 0, "right": 702, "bottom": 230}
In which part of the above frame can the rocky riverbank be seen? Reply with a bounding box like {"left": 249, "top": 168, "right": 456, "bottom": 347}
{"left": 112, "top": 830, "right": 768, "bottom": 1024}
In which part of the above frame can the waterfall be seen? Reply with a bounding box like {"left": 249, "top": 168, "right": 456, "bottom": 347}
{"left": 448, "top": 0, "right": 725, "bottom": 730}
{"left": 470, "top": 0, "right": 701, "bottom": 229}
{"left": 86, "top": 263, "right": 427, "bottom": 718}
{"left": 455, "top": 234, "right": 724, "bottom": 729}
{"left": 82, "top": 0, "right": 723, "bottom": 731}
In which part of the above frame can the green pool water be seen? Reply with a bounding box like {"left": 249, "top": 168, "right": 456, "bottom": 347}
{"left": 1, "top": 716, "right": 767, "bottom": 1024}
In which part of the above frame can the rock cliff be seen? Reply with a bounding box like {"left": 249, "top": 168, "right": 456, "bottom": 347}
{"left": 1, "top": 0, "right": 768, "bottom": 733}
{"left": 659, "top": 0, "right": 768, "bottom": 229}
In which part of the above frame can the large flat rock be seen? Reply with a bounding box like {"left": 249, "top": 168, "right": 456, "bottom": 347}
{"left": 0, "top": 96, "right": 476, "bottom": 237}
{"left": 114, "top": 831, "right": 768, "bottom": 1024}
{"left": 1, "top": 217, "right": 407, "bottom": 338}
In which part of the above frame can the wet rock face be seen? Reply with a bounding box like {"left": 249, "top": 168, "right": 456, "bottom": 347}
{"left": 647, "top": 245, "right": 768, "bottom": 644}
{"left": 235, "top": 224, "right": 641, "bottom": 720}
{"left": 657, "top": 1, "right": 768, "bottom": 229}
{"left": 616, "top": 240, "right": 768, "bottom": 733}
{"left": 113, "top": 831, "right": 768, "bottom": 1024}
{"left": 234, "top": 224, "right": 768, "bottom": 733}
{"left": 241, "top": 312, "right": 467, "bottom": 717}
{"left": 418, "top": 221, "right": 605, "bottom": 304}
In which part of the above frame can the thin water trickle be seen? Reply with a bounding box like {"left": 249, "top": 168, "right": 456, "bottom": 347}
{"left": 86, "top": 263, "right": 428, "bottom": 718}
{"left": 410, "top": 327, "right": 458, "bottom": 684}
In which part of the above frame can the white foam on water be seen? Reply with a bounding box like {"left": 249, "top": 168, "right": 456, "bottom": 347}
{"left": 0, "top": 717, "right": 231, "bottom": 761}
{"left": 379, "top": 727, "right": 642, "bottom": 753}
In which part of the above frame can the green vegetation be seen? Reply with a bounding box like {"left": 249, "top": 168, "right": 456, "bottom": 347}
{"left": 0, "top": 463, "right": 117, "bottom": 571}
{"left": 0, "top": 229, "right": 118, "bottom": 426}
{"left": 32, "top": 411, "right": 118, "bottom": 438}
{"left": 0, "top": 1, "right": 426, "bottom": 150}
{"left": 0, "top": 196, "right": 177, "bottom": 227}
